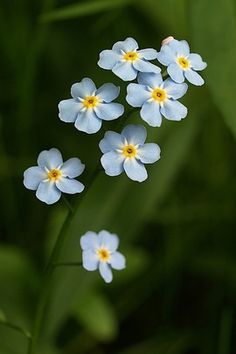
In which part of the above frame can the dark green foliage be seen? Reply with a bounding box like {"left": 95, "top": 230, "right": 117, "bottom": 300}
{"left": 0, "top": 0, "right": 235, "bottom": 353}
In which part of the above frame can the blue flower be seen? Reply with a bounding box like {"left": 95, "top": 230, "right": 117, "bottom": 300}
{"left": 80, "top": 230, "right": 126, "bottom": 283}
{"left": 98, "top": 37, "right": 161, "bottom": 81}
{"left": 23, "top": 148, "right": 85, "bottom": 205}
{"left": 157, "top": 38, "right": 207, "bottom": 86}
{"left": 99, "top": 124, "right": 161, "bottom": 182}
{"left": 58, "top": 78, "right": 124, "bottom": 134}
{"left": 126, "top": 73, "right": 188, "bottom": 127}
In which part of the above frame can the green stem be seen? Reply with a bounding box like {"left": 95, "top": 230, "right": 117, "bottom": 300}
{"left": 29, "top": 166, "right": 101, "bottom": 354}
{"left": 0, "top": 319, "right": 32, "bottom": 353}
{"left": 62, "top": 195, "right": 74, "bottom": 214}
{"left": 29, "top": 107, "right": 136, "bottom": 353}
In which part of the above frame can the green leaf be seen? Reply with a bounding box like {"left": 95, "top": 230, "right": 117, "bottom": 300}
{"left": 73, "top": 292, "right": 118, "bottom": 341}
{"left": 40, "top": 0, "right": 134, "bottom": 22}
{"left": 0, "top": 245, "right": 36, "bottom": 326}
{"left": 190, "top": 0, "right": 236, "bottom": 138}
{"left": 138, "top": 0, "right": 188, "bottom": 38}
{"left": 0, "top": 309, "right": 6, "bottom": 322}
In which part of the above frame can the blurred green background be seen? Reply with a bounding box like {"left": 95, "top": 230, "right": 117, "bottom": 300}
{"left": 0, "top": 0, "right": 236, "bottom": 353}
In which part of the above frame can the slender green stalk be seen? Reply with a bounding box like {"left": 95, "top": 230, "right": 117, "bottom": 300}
{"left": 29, "top": 108, "right": 136, "bottom": 353}
{"left": 0, "top": 319, "right": 31, "bottom": 339}
{"left": 29, "top": 166, "right": 101, "bottom": 354}
{"left": 62, "top": 195, "right": 74, "bottom": 214}
{"left": 0, "top": 319, "right": 32, "bottom": 354}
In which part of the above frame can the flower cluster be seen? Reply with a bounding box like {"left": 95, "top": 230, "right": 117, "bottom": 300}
{"left": 23, "top": 36, "right": 206, "bottom": 282}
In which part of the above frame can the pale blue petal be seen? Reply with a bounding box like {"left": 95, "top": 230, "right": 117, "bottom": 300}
{"left": 112, "top": 61, "right": 137, "bottom": 81}
{"left": 161, "top": 100, "right": 187, "bottom": 120}
{"left": 138, "top": 143, "right": 161, "bottom": 164}
{"left": 71, "top": 78, "right": 97, "bottom": 98}
{"left": 140, "top": 101, "right": 162, "bottom": 127}
{"left": 75, "top": 109, "right": 102, "bottom": 134}
{"left": 98, "top": 49, "right": 120, "bottom": 69}
{"left": 82, "top": 250, "right": 99, "bottom": 271}
{"left": 96, "top": 83, "right": 120, "bottom": 102}
{"left": 94, "top": 102, "right": 124, "bottom": 121}
{"left": 98, "top": 230, "right": 119, "bottom": 252}
{"left": 133, "top": 59, "right": 161, "bottom": 74}
{"left": 58, "top": 99, "right": 82, "bottom": 123}
{"left": 126, "top": 83, "right": 150, "bottom": 107}
{"left": 188, "top": 53, "right": 207, "bottom": 71}
{"left": 99, "top": 131, "right": 125, "bottom": 153}
{"left": 169, "top": 39, "right": 190, "bottom": 56}
{"left": 184, "top": 69, "right": 204, "bottom": 86}
{"left": 112, "top": 37, "right": 138, "bottom": 53}
{"left": 157, "top": 45, "right": 176, "bottom": 65}
{"left": 167, "top": 63, "right": 185, "bottom": 83}
{"left": 56, "top": 177, "right": 84, "bottom": 194}
{"left": 36, "top": 181, "right": 61, "bottom": 205}
{"left": 138, "top": 48, "right": 157, "bottom": 60}
{"left": 138, "top": 72, "right": 163, "bottom": 88}
{"left": 80, "top": 231, "right": 99, "bottom": 251}
{"left": 124, "top": 158, "right": 148, "bottom": 182}
{"left": 110, "top": 252, "right": 126, "bottom": 270}
{"left": 61, "top": 158, "right": 85, "bottom": 178}
{"left": 121, "top": 124, "right": 147, "bottom": 145}
{"left": 101, "top": 151, "right": 124, "bottom": 176}
{"left": 163, "top": 79, "right": 188, "bottom": 99}
{"left": 23, "top": 166, "right": 46, "bottom": 190}
{"left": 37, "top": 148, "right": 63, "bottom": 169}
{"left": 99, "top": 262, "right": 113, "bottom": 283}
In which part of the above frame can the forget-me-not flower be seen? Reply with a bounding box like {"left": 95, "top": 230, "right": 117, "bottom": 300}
{"left": 126, "top": 73, "right": 188, "bottom": 127}
{"left": 58, "top": 78, "right": 124, "bottom": 134}
{"left": 157, "top": 38, "right": 207, "bottom": 86}
{"left": 80, "top": 230, "right": 126, "bottom": 283}
{"left": 99, "top": 124, "right": 160, "bottom": 182}
{"left": 23, "top": 148, "right": 85, "bottom": 205}
{"left": 98, "top": 37, "right": 161, "bottom": 81}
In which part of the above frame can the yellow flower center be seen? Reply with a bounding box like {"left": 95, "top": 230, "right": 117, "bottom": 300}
{"left": 123, "top": 51, "right": 139, "bottom": 61}
{"left": 122, "top": 144, "right": 137, "bottom": 158}
{"left": 151, "top": 88, "right": 167, "bottom": 102}
{"left": 97, "top": 248, "right": 110, "bottom": 262}
{"left": 83, "top": 95, "right": 99, "bottom": 108}
{"left": 47, "top": 168, "right": 62, "bottom": 181}
{"left": 177, "top": 56, "right": 190, "bottom": 69}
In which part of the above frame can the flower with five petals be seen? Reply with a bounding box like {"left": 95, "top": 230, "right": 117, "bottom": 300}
{"left": 23, "top": 148, "right": 85, "bottom": 205}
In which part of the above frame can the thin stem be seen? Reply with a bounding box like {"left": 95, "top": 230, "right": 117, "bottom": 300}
{"left": 62, "top": 195, "right": 74, "bottom": 214}
{"left": 0, "top": 319, "right": 33, "bottom": 354}
{"left": 30, "top": 103, "right": 136, "bottom": 353}
{"left": 29, "top": 166, "right": 101, "bottom": 354}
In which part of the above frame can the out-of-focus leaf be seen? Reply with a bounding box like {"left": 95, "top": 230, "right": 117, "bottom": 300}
{"left": 0, "top": 245, "right": 36, "bottom": 325}
{"left": 0, "top": 327, "right": 28, "bottom": 354}
{"left": 115, "top": 248, "right": 149, "bottom": 283}
{"left": 40, "top": 0, "right": 134, "bottom": 22}
{"left": 190, "top": 254, "right": 236, "bottom": 288}
{"left": 0, "top": 309, "right": 6, "bottom": 322}
{"left": 118, "top": 331, "right": 194, "bottom": 354}
{"left": 190, "top": 0, "right": 236, "bottom": 138}
{"left": 73, "top": 292, "right": 118, "bottom": 341}
{"left": 138, "top": 0, "right": 188, "bottom": 38}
